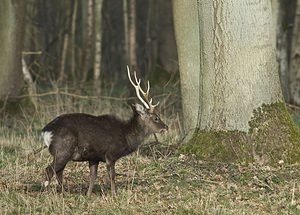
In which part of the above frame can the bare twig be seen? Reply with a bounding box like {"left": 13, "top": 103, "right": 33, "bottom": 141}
{"left": 22, "top": 51, "right": 42, "bottom": 55}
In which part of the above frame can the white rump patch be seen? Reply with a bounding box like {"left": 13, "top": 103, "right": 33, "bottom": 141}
{"left": 41, "top": 131, "right": 53, "bottom": 148}
{"left": 44, "top": 180, "right": 49, "bottom": 187}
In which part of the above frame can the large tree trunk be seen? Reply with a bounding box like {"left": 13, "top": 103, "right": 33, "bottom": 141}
{"left": 173, "top": 0, "right": 300, "bottom": 164}
{"left": 0, "top": 1, "right": 25, "bottom": 100}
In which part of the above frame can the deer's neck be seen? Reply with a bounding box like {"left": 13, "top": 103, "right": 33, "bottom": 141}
{"left": 125, "top": 116, "right": 148, "bottom": 151}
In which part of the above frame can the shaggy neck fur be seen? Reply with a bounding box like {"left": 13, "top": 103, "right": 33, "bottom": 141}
{"left": 125, "top": 113, "right": 150, "bottom": 151}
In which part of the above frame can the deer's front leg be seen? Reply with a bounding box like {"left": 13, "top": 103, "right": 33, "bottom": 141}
{"left": 110, "top": 162, "right": 116, "bottom": 196}
{"left": 87, "top": 161, "right": 99, "bottom": 196}
{"left": 105, "top": 157, "right": 117, "bottom": 196}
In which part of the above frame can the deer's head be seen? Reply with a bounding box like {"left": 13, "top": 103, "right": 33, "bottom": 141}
{"left": 127, "top": 66, "right": 168, "bottom": 134}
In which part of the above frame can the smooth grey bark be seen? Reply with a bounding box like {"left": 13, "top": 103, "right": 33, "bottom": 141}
{"left": 173, "top": 0, "right": 200, "bottom": 136}
{"left": 173, "top": 0, "right": 283, "bottom": 136}
{"left": 0, "top": 1, "right": 25, "bottom": 100}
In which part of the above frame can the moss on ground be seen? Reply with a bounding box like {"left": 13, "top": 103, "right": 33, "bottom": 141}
{"left": 180, "top": 102, "right": 300, "bottom": 164}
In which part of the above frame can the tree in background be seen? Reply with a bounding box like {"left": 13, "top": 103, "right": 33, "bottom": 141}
{"left": 288, "top": 0, "right": 300, "bottom": 105}
{"left": 273, "top": 0, "right": 300, "bottom": 106}
{"left": 0, "top": 1, "right": 26, "bottom": 100}
{"left": 94, "top": 0, "right": 104, "bottom": 93}
{"left": 124, "top": 0, "right": 137, "bottom": 71}
{"left": 21, "top": 0, "right": 177, "bottom": 86}
{"left": 173, "top": 0, "right": 300, "bottom": 164}
{"left": 273, "top": 0, "right": 296, "bottom": 102}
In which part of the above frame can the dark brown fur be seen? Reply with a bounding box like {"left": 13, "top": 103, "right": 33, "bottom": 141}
{"left": 42, "top": 104, "right": 168, "bottom": 196}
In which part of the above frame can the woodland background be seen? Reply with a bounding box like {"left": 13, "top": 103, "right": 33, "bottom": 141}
{"left": 2, "top": 1, "right": 300, "bottom": 214}
{"left": 0, "top": 0, "right": 178, "bottom": 101}
{"left": 2, "top": 0, "right": 300, "bottom": 111}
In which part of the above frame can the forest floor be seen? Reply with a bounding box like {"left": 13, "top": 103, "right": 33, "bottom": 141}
{"left": 1, "top": 88, "right": 300, "bottom": 214}
{"left": 1, "top": 138, "right": 300, "bottom": 215}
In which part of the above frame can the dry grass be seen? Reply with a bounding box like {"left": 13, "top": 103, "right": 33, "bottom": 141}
{"left": 1, "top": 86, "right": 300, "bottom": 214}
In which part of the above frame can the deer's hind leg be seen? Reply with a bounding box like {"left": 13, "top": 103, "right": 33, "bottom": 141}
{"left": 44, "top": 157, "right": 69, "bottom": 192}
{"left": 44, "top": 131, "right": 76, "bottom": 191}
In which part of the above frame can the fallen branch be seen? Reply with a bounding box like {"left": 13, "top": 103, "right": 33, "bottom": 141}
{"left": 286, "top": 103, "right": 300, "bottom": 111}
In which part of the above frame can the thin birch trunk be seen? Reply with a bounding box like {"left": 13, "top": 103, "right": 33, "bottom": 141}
{"left": 94, "top": 0, "right": 103, "bottom": 94}
{"left": 58, "top": 33, "right": 69, "bottom": 83}
{"left": 128, "top": 0, "right": 137, "bottom": 69}
{"left": 123, "top": 0, "right": 129, "bottom": 65}
{"left": 82, "top": 0, "right": 93, "bottom": 85}
{"left": 71, "top": 0, "right": 78, "bottom": 82}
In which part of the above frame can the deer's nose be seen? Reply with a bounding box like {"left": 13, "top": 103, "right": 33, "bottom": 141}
{"left": 165, "top": 125, "right": 169, "bottom": 131}
{"left": 160, "top": 125, "right": 168, "bottom": 133}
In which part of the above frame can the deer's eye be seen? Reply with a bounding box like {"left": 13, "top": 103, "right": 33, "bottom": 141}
{"left": 154, "top": 116, "right": 160, "bottom": 122}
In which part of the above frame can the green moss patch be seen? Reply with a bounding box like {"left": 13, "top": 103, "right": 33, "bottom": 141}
{"left": 180, "top": 102, "right": 300, "bottom": 164}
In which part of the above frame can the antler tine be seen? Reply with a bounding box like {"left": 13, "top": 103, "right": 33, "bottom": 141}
{"left": 141, "top": 80, "right": 150, "bottom": 98}
{"left": 149, "top": 98, "right": 159, "bottom": 113}
{"left": 133, "top": 71, "right": 150, "bottom": 99}
{"left": 146, "top": 81, "right": 150, "bottom": 96}
{"left": 127, "top": 66, "right": 150, "bottom": 109}
{"left": 127, "top": 66, "right": 139, "bottom": 86}
{"left": 133, "top": 71, "right": 140, "bottom": 86}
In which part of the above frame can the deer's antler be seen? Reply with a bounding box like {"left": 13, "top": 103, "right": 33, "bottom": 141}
{"left": 127, "top": 66, "right": 159, "bottom": 112}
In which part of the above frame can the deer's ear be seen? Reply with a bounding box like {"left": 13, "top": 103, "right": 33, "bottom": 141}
{"left": 132, "top": 103, "right": 147, "bottom": 118}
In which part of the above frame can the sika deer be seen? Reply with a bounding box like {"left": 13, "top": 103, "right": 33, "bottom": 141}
{"left": 41, "top": 66, "right": 168, "bottom": 196}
